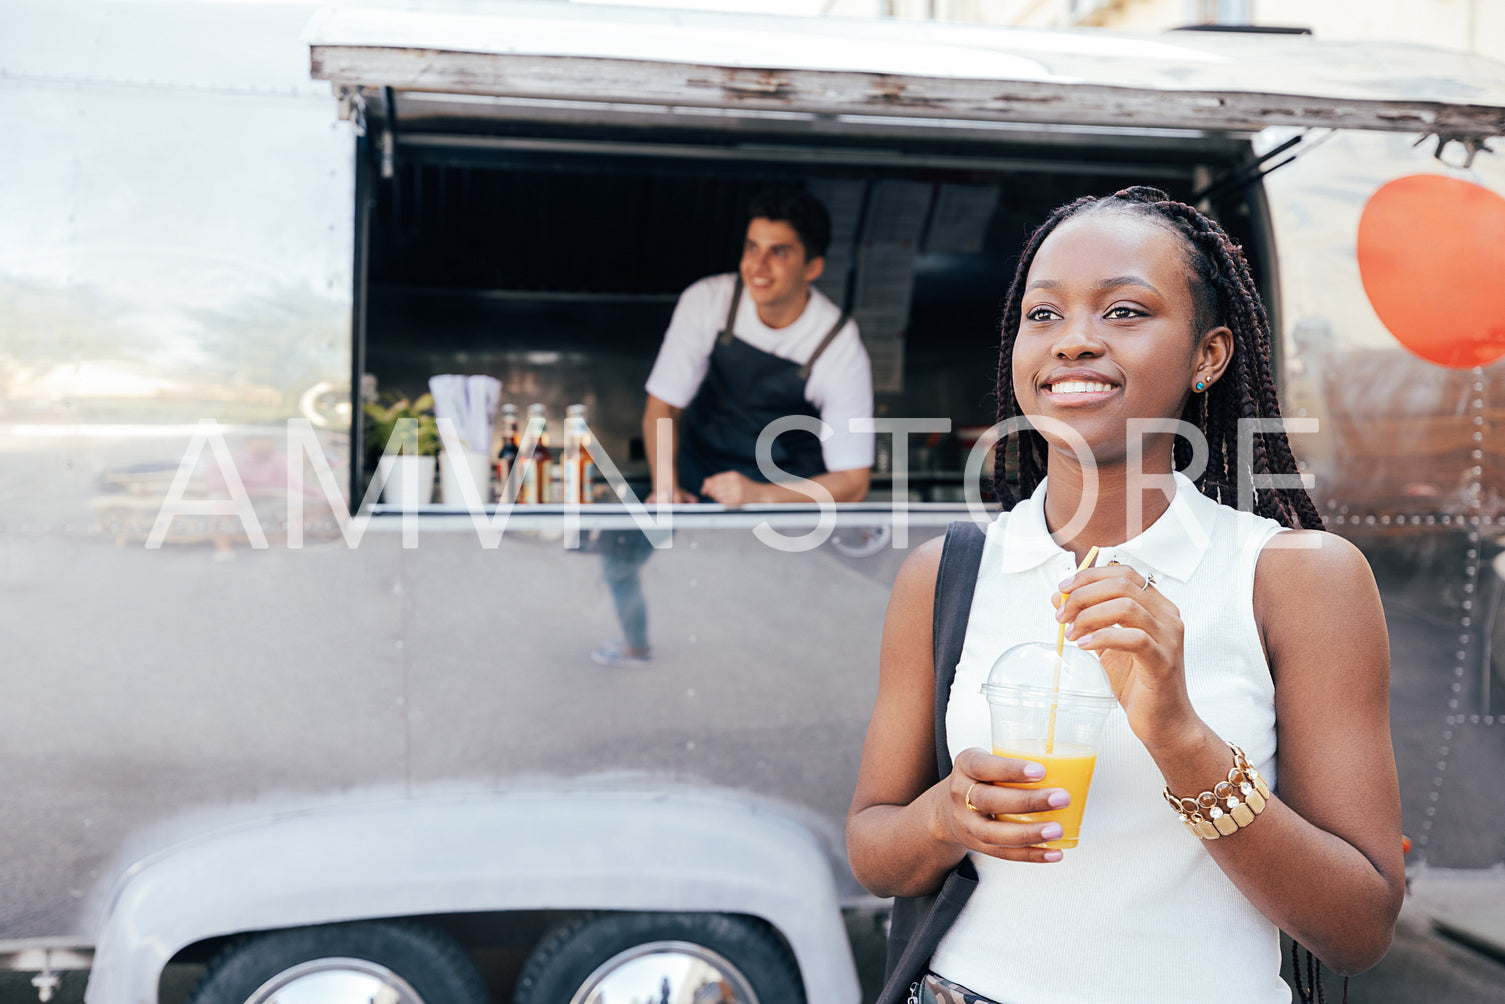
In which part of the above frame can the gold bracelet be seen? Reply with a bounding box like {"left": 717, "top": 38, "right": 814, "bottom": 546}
{"left": 1163, "top": 743, "right": 1270, "bottom": 840}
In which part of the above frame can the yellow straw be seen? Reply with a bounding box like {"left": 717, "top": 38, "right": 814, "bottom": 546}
{"left": 1048, "top": 545, "right": 1100, "bottom": 752}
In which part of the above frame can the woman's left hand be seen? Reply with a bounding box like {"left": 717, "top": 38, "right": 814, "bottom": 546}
{"left": 1053, "top": 564, "right": 1198, "bottom": 751}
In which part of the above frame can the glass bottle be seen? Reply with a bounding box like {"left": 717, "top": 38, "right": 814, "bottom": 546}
{"left": 519, "top": 403, "right": 549, "bottom": 505}
{"left": 496, "top": 403, "right": 519, "bottom": 501}
{"left": 563, "top": 403, "right": 595, "bottom": 504}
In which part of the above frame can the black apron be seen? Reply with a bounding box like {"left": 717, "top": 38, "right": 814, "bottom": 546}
{"left": 677, "top": 277, "right": 850, "bottom": 498}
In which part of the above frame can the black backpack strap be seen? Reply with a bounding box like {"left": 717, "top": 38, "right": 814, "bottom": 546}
{"left": 878, "top": 518, "right": 990, "bottom": 1002}
{"left": 931, "top": 519, "right": 988, "bottom": 780}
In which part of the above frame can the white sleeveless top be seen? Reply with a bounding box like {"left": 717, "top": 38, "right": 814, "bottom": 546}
{"left": 930, "top": 473, "right": 1291, "bottom": 1004}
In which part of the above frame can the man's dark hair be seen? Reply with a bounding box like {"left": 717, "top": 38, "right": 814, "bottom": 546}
{"left": 747, "top": 187, "right": 831, "bottom": 260}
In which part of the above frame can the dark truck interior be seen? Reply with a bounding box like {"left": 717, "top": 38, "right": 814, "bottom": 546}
{"left": 358, "top": 98, "right": 1272, "bottom": 502}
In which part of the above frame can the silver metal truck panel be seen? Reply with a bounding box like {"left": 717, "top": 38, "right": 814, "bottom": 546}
{"left": 1256, "top": 125, "right": 1505, "bottom": 865}
{"left": 2, "top": 2, "right": 1504, "bottom": 1001}
{"left": 1, "top": 0, "right": 358, "bottom": 947}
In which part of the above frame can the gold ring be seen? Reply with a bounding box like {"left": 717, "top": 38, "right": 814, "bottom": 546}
{"left": 965, "top": 781, "right": 981, "bottom": 813}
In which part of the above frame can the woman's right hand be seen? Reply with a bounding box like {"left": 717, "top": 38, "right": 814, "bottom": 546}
{"left": 942, "top": 748, "right": 1073, "bottom": 863}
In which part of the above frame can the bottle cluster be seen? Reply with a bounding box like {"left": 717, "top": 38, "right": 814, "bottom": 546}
{"left": 494, "top": 402, "right": 598, "bottom": 504}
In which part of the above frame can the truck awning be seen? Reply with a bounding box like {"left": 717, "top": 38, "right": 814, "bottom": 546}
{"left": 305, "top": 2, "right": 1505, "bottom": 140}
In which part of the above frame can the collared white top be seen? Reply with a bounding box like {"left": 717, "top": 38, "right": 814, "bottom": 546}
{"left": 930, "top": 472, "right": 1291, "bottom": 1004}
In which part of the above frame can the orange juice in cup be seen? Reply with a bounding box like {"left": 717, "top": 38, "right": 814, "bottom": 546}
{"left": 982, "top": 642, "right": 1115, "bottom": 850}
{"left": 991, "top": 739, "right": 1098, "bottom": 849}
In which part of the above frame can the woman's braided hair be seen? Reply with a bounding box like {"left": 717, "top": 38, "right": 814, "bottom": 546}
{"left": 992, "top": 185, "right": 1325, "bottom": 531}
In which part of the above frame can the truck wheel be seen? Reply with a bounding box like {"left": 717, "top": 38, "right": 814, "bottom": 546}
{"left": 512, "top": 912, "right": 805, "bottom": 1004}
{"left": 185, "top": 920, "right": 487, "bottom": 1004}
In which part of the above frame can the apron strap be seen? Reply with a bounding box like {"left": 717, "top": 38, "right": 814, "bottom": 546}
{"left": 797, "top": 311, "right": 851, "bottom": 383}
{"left": 717, "top": 276, "right": 744, "bottom": 347}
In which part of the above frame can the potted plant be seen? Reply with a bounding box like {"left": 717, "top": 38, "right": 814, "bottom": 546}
{"left": 363, "top": 392, "right": 439, "bottom": 508}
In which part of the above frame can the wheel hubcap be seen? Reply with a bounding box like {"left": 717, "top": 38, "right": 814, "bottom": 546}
{"left": 568, "top": 941, "right": 760, "bottom": 1004}
{"left": 243, "top": 958, "right": 427, "bottom": 1004}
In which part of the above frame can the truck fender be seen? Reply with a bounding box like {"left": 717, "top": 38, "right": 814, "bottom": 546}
{"left": 84, "top": 787, "right": 860, "bottom": 1004}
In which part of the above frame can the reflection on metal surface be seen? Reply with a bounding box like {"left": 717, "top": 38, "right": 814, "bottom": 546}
{"left": 828, "top": 524, "right": 892, "bottom": 558}
{"left": 301, "top": 381, "right": 355, "bottom": 430}
{"left": 0, "top": 9, "right": 353, "bottom": 539}
{"left": 575, "top": 942, "right": 756, "bottom": 1004}
{"left": 251, "top": 959, "right": 424, "bottom": 1004}
{"left": 86, "top": 427, "right": 349, "bottom": 550}
{"left": 1264, "top": 129, "right": 1505, "bottom": 536}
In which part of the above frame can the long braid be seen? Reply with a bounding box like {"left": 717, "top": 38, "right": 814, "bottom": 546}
{"left": 1162, "top": 197, "right": 1326, "bottom": 530}
{"left": 991, "top": 186, "right": 1324, "bottom": 531}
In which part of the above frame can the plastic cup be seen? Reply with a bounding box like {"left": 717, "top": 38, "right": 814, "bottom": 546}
{"left": 981, "top": 642, "right": 1116, "bottom": 849}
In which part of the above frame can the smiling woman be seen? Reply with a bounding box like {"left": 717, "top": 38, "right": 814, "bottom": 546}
{"left": 1012, "top": 210, "right": 1230, "bottom": 471}
{"left": 996, "top": 187, "right": 1326, "bottom": 531}
{"left": 848, "top": 187, "right": 1403, "bottom": 1004}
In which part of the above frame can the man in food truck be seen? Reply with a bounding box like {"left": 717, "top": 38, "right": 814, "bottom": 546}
{"left": 593, "top": 186, "right": 876, "bottom": 667}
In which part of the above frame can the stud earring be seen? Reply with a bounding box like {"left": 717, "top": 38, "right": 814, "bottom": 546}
{"left": 1195, "top": 381, "right": 1206, "bottom": 392}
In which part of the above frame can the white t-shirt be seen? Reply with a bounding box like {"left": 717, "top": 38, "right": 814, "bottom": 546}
{"left": 644, "top": 273, "right": 875, "bottom": 473}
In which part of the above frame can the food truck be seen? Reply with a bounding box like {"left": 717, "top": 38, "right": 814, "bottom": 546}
{"left": 2, "top": 1, "right": 1503, "bottom": 1001}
